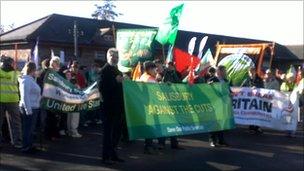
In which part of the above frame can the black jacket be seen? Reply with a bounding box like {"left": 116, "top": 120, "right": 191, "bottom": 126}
{"left": 99, "top": 63, "right": 124, "bottom": 113}
{"left": 241, "top": 76, "right": 264, "bottom": 88}
{"left": 162, "top": 69, "right": 181, "bottom": 83}
{"left": 207, "top": 76, "right": 232, "bottom": 94}
{"left": 207, "top": 76, "right": 230, "bottom": 85}
{"left": 37, "top": 68, "right": 49, "bottom": 91}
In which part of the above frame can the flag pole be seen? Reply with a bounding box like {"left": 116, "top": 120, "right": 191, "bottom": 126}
{"left": 162, "top": 45, "right": 166, "bottom": 62}
{"left": 269, "top": 42, "right": 275, "bottom": 69}
{"left": 112, "top": 24, "right": 116, "bottom": 45}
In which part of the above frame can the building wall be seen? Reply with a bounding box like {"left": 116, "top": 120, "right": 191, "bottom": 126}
{"left": 0, "top": 43, "right": 33, "bottom": 70}
{"left": 38, "top": 44, "right": 109, "bottom": 67}
{"left": 0, "top": 42, "right": 109, "bottom": 69}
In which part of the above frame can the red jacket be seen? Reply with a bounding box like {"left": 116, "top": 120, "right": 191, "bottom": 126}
{"left": 75, "top": 72, "right": 86, "bottom": 88}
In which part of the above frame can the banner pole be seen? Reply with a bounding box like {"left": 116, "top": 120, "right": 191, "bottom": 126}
{"left": 112, "top": 24, "right": 116, "bottom": 45}
{"left": 162, "top": 45, "right": 165, "bottom": 62}
{"left": 14, "top": 43, "right": 18, "bottom": 69}
{"left": 269, "top": 42, "right": 275, "bottom": 69}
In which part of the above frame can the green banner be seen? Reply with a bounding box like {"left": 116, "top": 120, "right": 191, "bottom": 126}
{"left": 123, "top": 81, "right": 235, "bottom": 140}
{"left": 41, "top": 70, "right": 100, "bottom": 113}
{"left": 218, "top": 53, "right": 255, "bottom": 86}
{"left": 116, "top": 29, "right": 157, "bottom": 73}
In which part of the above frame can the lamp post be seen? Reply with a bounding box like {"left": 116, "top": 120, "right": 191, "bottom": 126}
{"left": 68, "top": 21, "right": 84, "bottom": 59}
{"left": 73, "top": 21, "right": 78, "bottom": 59}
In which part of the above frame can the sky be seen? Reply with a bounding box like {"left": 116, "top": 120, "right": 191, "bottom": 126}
{"left": 1, "top": 0, "right": 303, "bottom": 45}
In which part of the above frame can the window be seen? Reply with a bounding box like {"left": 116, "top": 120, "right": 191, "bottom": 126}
{"left": 95, "top": 51, "right": 106, "bottom": 61}
{"left": 103, "top": 35, "right": 114, "bottom": 42}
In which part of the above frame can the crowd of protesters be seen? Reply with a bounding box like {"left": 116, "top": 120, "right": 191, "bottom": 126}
{"left": 0, "top": 55, "right": 102, "bottom": 153}
{"left": 0, "top": 48, "right": 303, "bottom": 164}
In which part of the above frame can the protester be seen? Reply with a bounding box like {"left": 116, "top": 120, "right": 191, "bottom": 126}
{"left": 295, "top": 66, "right": 302, "bottom": 85}
{"left": 194, "top": 67, "right": 214, "bottom": 84}
{"left": 162, "top": 61, "right": 181, "bottom": 83}
{"left": 280, "top": 72, "right": 296, "bottom": 137}
{"left": 69, "top": 60, "right": 87, "bottom": 127}
{"left": 85, "top": 63, "right": 100, "bottom": 85}
{"left": 264, "top": 69, "right": 280, "bottom": 90}
{"left": 19, "top": 62, "right": 41, "bottom": 153}
{"left": 45, "top": 56, "right": 61, "bottom": 141}
{"left": 149, "top": 60, "right": 167, "bottom": 150}
{"left": 139, "top": 61, "right": 158, "bottom": 83}
{"left": 64, "top": 66, "right": 82, "bottom": 138}
{"left": 297, "top": 67, "right": 304, "bottom": 122}
{"left": 99, "top": 48, "right": 125, "bottom": 164}
{"left": 207, "top": 65, "right": 230, "bottom": 147}
{"left": 280, "top": 73, "right": 296, "bottom": 92}
{"left": 275, "top": 68, "right": 285, "bottom": 86}
{"left": 204, "top": 67, "right": 216, "bottom": 83}
{"left": 70, "top": 60, "right": 86, "bottom": 89}
{"left": 153, "top": 59, "right": 164, "bottom": 82}
{"left": 241, "top": 67, "right": 264, "bottom": 134}
{"left": 0, "top": 56, "right": 22, "bottom": 148}
{"left": 158, "top": 61, "right": 184, "bottom": 150}
{"left": 37, "top": 58, "right": 50, "bottom": 90}
{"left": 58, "top": 65, "right": 68, "bottom": 136}
{"left": 299, "top": 88, "right": 304, "bottom": 123}
{"left": 139, "top": 61, "right": 159, "bottom": 154}
{"left": 36, "top": 58, "right": 50, "bottom": 135}
{"left": 84, "top": 63, "right": 102, "bottom": 126}
{"left": 79, "top": 65, "right": 88, "bottom": 80}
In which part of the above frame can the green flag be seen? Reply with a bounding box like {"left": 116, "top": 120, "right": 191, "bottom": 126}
{"left": 218, "top": 53, "right": 255, "bottom": 86}
{"left": 116, "top": 29, "right": 157, "bottom": 73}
{"left": 287, "top": 65, "right": 296, "bottom": 76}
{"left": 155, "top": 3, "right": 184, "bottom": 45}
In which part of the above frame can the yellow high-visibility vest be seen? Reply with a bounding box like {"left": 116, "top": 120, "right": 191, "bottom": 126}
{"left": 0, "top": 68, "right": 20, "bottom": 103}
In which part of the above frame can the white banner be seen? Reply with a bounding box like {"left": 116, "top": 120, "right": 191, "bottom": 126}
{"left": 43, "top": 83, "right": 100, "bottom": 104}
{"left": 231, "top": 87, "right": 299, "bottom": 131}
{"left": 220, "top": 47, "right": 261, "bottom": 55}
{"left": 41, "top": 71, "right": 101, "bottom": 112}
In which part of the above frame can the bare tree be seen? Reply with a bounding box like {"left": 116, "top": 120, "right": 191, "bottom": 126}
{"left": 91, "top": 0, "right": 122, "bottom": 21}
{"left": 8, "top": 23, "right": 15, "bottom": 30}
{"left": 0, "top": 25, "right": 4, "bottom": 34}
{"left": 0, "top": 23, "right": 15, "bottom": 34}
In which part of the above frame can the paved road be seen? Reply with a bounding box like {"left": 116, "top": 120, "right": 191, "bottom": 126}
{"left": 1, "top": 124, "right": 303, "bottom": 171}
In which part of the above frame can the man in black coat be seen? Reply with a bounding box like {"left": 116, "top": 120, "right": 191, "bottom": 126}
{"left": 99, "top": 48, "right": 125, "bottom": 164}
{"left": 207, "top": 65, "right": 230, "bottom": 147}
{"left": 241, "top": 67, "right": 264, "bottom": 134}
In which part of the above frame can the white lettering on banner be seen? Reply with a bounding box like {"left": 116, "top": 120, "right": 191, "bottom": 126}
{"left": 45, "top": 99, "right": 100, "bottom": 112}
{"left": 88, "top": 100, "right": 100, "bottom": 108}
{"left": 47, "top": 73, "right": 74, "bottom": 93}
{"left": 46, "top": 99, "right": 77, "bottom": 112}
{"left": 166, "top": 125, "right": 204, "bottom": 133}
{"left": 232, "top": 98, "right": 272, "bottom": 113}
{"left": 43, "top": 83, "right": 100, "bottom": 104}
{"left": 231, "top": 87, "right": 299, "bottom": 131}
